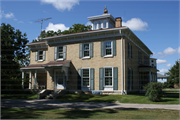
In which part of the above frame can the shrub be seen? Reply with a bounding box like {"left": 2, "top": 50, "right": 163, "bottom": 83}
{"left": 144, "top": 82, "right": 163, "bottom": 102}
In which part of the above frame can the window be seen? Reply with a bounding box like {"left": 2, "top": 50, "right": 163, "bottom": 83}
{"left": 104, "top": 68, "right": 113, "bottom": 86}
{"left": 128, "top": 42, "right": 132, "bottom": 59}
{"left": 83, "top": 44, "right": 90, "bottom": 57}
{"left": 144, "top": 56, "right": 149, "bottom": 65}
{"left": 103, "top": 21, "right": 106, "bottom": 28}
{"left": 79, "top": 43, "right": 93, "bottom": 59}
{"left": 101, "top": 40, "right": 116, "bottom": 57}
{"left": 58, "top": 46, "right": 63, "bottom": 59}
{"left": 82, "top": 69, "right": 90, "bottom": 86}
{"left": 128, "top": 68, "right": 133, "bottom": 90}
{"left": 35, "top": 50, "right": 45, "bottom": 61}
{"left": 139, "top": 51, "right": 142, "bottom": 64}
{"left": 54, "top": 46, "right": 66, "bottom": 60}
{"left": 38, "top": 50, "right": 43, "bottom": 60}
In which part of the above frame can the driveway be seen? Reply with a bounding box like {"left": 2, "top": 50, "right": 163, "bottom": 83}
{"left": 1, "top": 99, "right": 180, "bottom": 110}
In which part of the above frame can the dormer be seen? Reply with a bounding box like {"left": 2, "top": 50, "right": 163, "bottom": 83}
{"left": 88, "top": 6, "right": 115, "bottom": 30}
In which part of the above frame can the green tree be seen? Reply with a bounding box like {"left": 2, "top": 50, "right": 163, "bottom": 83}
{"left": 1, "top": 23, "right": 29, "bottom": 93}
{"left": 165, "top": 60, "right": 179, "bottom": 86}
{"left": 33, "top": 24, "right": 91, "bottom": 42}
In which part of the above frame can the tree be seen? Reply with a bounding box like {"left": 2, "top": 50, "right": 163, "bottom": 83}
{"left": 1, "top": 23, "right": 29, "bottom": 93}
{"left": 165, "top": 60, "right": 179, "bottom": 86}
{"left": 33, "top": 24, "right": 92, "bottom": 42}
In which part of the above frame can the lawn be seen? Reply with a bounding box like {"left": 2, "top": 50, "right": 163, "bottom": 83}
{"left": 1, "top": 94, "right": 37, "bottom": 99}
{"left": 56, "top": 91, "right": 179, "bottom": 104}
{"left": 1, "top": 108, "right": 179, "bottom": 119}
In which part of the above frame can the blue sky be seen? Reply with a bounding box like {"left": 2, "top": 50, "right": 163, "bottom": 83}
{"left": 1, "top": 0, "right": 179, "bottom": 75}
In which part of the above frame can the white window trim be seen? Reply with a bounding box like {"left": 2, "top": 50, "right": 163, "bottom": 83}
{"left": 81, "top": 67, "right": 90, "bottom": 87}
{"left": 57, "top": 46, "right": 64, "bottom": 61}
{"left": 38, "top": 50, "right": 43, "bottom": 61}
{"left": 82, "top": 43, "right": 90, "bottom": 58}
{"left": 104, "top": 41, "right": 113, "bottom": 57}
{"left": 103, "top": 67, "right": 113, "bottom": 87}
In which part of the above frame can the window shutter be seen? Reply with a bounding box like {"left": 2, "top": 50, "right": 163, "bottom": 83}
{"left": 79, "top": 44, "right": 82, "bottom": 58}
{"left": 43, "top": 51, "right": 46, "bottom": 61}
{"left": 113, "top": 40, "right": 116, "bottom": 56}
{"left": 63, "top": 46, "right": 66, "bottom": 60}
{"left": 90, "top": 43, "right": 93, "bottom": 58}
{"left": 131, "top": 45, "right": 132, "bottom": 59}
{"left": 77, "top": 69, "right": 82, "bottom": 90}
{"left": 54, "top": 47, "right": 57, "bottom": 60}
{"left": 101, "top": 41, "right": 104, "bottom": 57}
{"left": 113, "top": 67, "right": 118, "bottom": 90}
{"left": 35, "top": 51, "right": 38, "bottom": 61}
{"left": 128, "top": 68, "right": 130, "bottom": 90}
{"left": 132, "top": 69, "right": 133, "bottom": 90}
{"left": 90, "top": 68, "right": 94, "bottom": 90}
{"left": 128, "top": 43, "right": 130, "bottom": 58}
{"left": 99, "top": 68, "right": 104, "bottom": 90}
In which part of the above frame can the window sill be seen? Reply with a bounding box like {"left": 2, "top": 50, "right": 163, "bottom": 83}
{"left": 38, "top": 60, "right": 43, "bottom": 62}
{"left": 104, "top": 55, "right": 113, "bottom": 58}
{"left": 82, "top": 56, "right": 91, "bottom": 60}
{"left": 104, "top": 86, "right": 113, "bottom": 87}
{"left": 56, "top": 59, "right": 64, "bottom": 61}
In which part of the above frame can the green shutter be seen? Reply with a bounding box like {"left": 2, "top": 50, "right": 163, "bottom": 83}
{"left": 35, "top": 51, "right": 38, "bottom": 61}
{"left": 77, "top": 69, "right": 82, "bottom": 90}
{"left": 90, "top": 68, "right": 94, "bottom": 90}
{"left": 132, "top": 69, "right": 133, "bottom": 90}
{"left": 131, "top": 44, "right": 132, "bottom": 59}
{"left": 101, "top": 41, "right": 104, "bottom": 57}
{"left": 113, "top": 40, "right": 116, "bottom": 56}
{"left": 63, "top": 46, "right": 66, "bottom": 60}
{"left": 79, "top": 44, "right": 82, "bottom": 58}
{"left": 54, "top": 47, "right": 57, "bottom": 60}
{"left": 128, "top": 68, "right": 130, "bottom": 90}
{"left": 90, "top": 43, "right": 93, "bottom": 58}
{"left": 99, "top": 68, "right": 104, "bottom": 90}
{"left": 113, "top": 67, "right": 118, "bottom": 90}
{"left": 43, "top": 51, "right": 45, "bottom": 61}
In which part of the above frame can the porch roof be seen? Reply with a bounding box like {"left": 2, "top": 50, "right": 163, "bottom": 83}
{"left": 138, "top": 65, "right": 159, "bottom": 72}
{"left": 20, "top": 60, "right": 71, "bottom": 70}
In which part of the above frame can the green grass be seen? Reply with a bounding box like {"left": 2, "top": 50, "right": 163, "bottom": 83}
{"left": 1, "top": 108, "right": 179, "bottom": 119}
{"left": 56, "top": 91, "right": 179, "bottom": 104}
{"left": 1, "top": 94, "right": 37, "bottom": 99}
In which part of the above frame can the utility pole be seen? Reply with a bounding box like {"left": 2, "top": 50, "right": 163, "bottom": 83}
{"left": 35, "top": 17, "right": 52, "bottom": 32}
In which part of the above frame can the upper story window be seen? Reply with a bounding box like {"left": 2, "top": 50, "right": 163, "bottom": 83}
{"left": 35, "top": 50, "right": 46, "bottom": 61}
{"left": 79, "top": 43, "right": 93, "bottom": 59}
{"left": 144, "top": 56, "right": 149, "bottom": 65}
{"left": 54, "top": 46, "right": 66, "bottom": 60}
{"left": 103, "top": 21, "right": 106, "bottom": 28}
{"left": 101, "top": 40, "right": 116, "bottom": 57}
{"left": 128, "top": 42, "right": 132, "bottom": 59}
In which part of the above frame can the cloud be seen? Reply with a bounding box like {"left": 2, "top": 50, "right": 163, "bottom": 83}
{"left": 163, "top": 47, "right": 176, "bottom": 55}
{"left": 0, "top": 11, "right": 14, "bottom": 18}
{"left": 166, "top": 64, "right": 172, "bottom": 67}
{"left": 41, "top": 0, "right": 79, "bottom": 11}
{"left": 18, "top": 21, "right": 24, "bottom": 23}
{"left": 86, "top": 21, "right": 92, "bottom": 26}
{"left": 45, "top": 22, "right": 69, "bottom": 32}
{"left": 122, "top": 18, "right": 148, "bottom": 31}
{"left": 158, "top": 68, "right": 168, "bottom": 73}
{"left": 157, "top": 59, "right": 167, "bottom": 64}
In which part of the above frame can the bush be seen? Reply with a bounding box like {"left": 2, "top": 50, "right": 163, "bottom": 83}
{"left": 144, "top": 82, "right": 163, "bottom": 102}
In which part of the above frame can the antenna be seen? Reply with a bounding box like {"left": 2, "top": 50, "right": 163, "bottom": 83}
{"left": 35, "top": 17, "right": 52, "bottom": 32}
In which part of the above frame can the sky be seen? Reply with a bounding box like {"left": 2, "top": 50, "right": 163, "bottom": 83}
{"left": 1, "top": 0, "right": 179, "bottom": 75}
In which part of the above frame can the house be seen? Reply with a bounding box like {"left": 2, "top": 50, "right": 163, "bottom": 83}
{"left": 21, "top": 7, "right": 158, "bottom": 94}
{"left": 157, "top": 73, "right": 168, "bottom": 83}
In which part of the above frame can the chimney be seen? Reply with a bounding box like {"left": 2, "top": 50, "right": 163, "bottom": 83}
{"left": 115, "top": 17, "right": 122, "bottom": 27}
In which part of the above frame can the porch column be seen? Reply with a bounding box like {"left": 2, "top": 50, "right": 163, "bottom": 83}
{"left": 22, "top": 72, "right": 24, "bottom": 89}
{"left": 29, "top": 72, "right": 32, "bottom": 89}
{"left": 34, "top": 70, "right": 37, "bottom": 89}
{"left": 149, "top": 71, "right": 151, "bottom": 83}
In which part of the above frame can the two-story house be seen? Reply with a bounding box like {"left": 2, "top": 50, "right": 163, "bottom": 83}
{"left": 21, "top": 7, "right": 158, "bottom": 94}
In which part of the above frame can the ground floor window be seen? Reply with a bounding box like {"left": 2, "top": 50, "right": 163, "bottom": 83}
{"left": 82, "top": 69, "right": 90, "bottom": 86}
{"left": 104, "top": 68, "right": 113, "bottom": 86}
{"left": 128, "top": 68, "right": 133, "bottom": 90}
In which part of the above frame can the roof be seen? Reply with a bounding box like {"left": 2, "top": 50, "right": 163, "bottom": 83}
{"left": 21, "top": 60, "right": 71, "bottom": 70}
{"left": 157, "top": 73, "right": 169, "bottom": 78}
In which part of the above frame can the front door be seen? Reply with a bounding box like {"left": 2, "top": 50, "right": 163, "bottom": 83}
{"left": 55, "top": 71, "right": 65, "bottom": 89}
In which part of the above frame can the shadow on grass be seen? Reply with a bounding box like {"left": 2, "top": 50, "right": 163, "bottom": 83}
{"left": 1, "top": 94, "right": 37, "bottom": 99}
{"left": 1, "top": 107, "right": 139, "bottom": 119}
